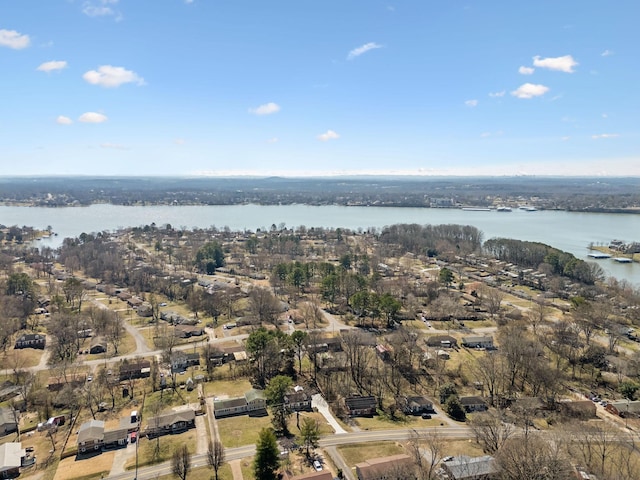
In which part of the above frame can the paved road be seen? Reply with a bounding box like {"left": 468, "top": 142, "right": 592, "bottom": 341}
{"left": 105, "top": 426, "right": 472, "bottom": 480}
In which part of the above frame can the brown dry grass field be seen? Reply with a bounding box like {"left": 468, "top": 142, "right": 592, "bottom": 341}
{"left": 217, "top": 414, "right": 272, "bottom": 448}
{"left": 54, "top": 451, "right": 115, "bottom": 480}
{"left": 338, "top": 441, "right": 406, "bottom": 467}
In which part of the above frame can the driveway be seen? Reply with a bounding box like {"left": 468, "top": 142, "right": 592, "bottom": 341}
{"left": 312, "top": 394, "right": 347, "bottom": 435}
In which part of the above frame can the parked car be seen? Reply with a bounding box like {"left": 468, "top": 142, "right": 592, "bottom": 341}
{"left": 421, "top": 413, "right": 432, "bottom": 419}
{"left": 313, "top": 460, "right": 322, "bottom": 471}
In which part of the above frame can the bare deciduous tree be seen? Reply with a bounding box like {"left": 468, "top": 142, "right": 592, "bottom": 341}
{"left": 171, "top": 444, "right": 191, "bottom": 480}
{"left": 206, "top": 440, "right": 225, "bottom": 480}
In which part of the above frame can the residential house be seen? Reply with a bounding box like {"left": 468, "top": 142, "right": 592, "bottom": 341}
{"left": 213, "top": 389, "right": 266, "bottom": 418}
{"left": 170, "top": 352, "right": 201, "bottom": 373}
{"left": 14, "top": 334, "right": 46, "bottom": 350}
{"left": 145, "top": 409, "right": 196, "bottom": 437}
{"left": 460, "top": 396, "right": 488, "bottom": 413}
{"left": 461, "top": 336, "right": 494, "bottom": 349}
{"left": 402, "top": 396, "right": 434, "bottom": 415}
{"left": 119, "top": 360, "right": 151, "bottom": 381}
{"left": 0, "top": 443, "right": 26, "bottom": 478}
{"left": 425, "top": 335, "right": 457, "bottom": 349}
{"left": 284, "top": 391, "right": 312, "bottom": 412}
{"left": 175, "top": 325, "right": 205, "bottom": 338}
{"left": 77, "top": 419, "right": 105, "bottom": 453}
{"left": 89, "top": 337, "right": 107, "bottom": 354}
{"left": 355, "top": 454, "right": 414, "bottom": 480}
{"left": 375, "top": 344, "right": 392, "bottom": 361}
{"left": 606, "top": 400, "right": 640, "bottom": 417}
{"left": 282, "top": 471, "right": 333, "bottom": 480}
{"left": 47, "top": 374, "right": 86, "bottom": 392}
{"left": 0, "top": 409, "right": 18, "bottom": 436}
{"left": 102, "top": 428, "right": 129, "bottom": 449}
{"left": 344, "top": 396, "right": 377, "bottom": 417}
{"left": 441, "top": 455, "right": 498, "bottom": 480}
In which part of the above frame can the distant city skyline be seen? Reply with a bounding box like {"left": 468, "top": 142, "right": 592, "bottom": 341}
{"left": 1, "top": 1, "right": 638, "bottom": 176}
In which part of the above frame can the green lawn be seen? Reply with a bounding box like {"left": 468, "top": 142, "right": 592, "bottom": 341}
{"left": 338, "top": 442, "right": 406, "bottom": 467}
{"left": 217, "top": 414, "right": 273, "bottom": 448}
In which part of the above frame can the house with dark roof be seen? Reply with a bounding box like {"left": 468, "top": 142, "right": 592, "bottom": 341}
{"left": 460, "top": 396, "right": 488, "bottom": 413}
{"left": 402, "top": 396, "right": 434, "bottom": 415}
{"left": 47, "top": 374, "right": 86, "bottom": 392}
{"left": 282, "top": 471, "right": 333, "bottom": 480}
{"left": 425, "top": 335, "right": 457, "bottom": 349}
{"left": 14, "top": 333, "right": 46, "bottom": 350}
{"left": 461, "top": 335, "right": 494, "bottom": 349}
{"left": 89, "top": 337, "right": 107, "bottom": 354}
{"left": 119, "top": 359, "right": 151, "bottom": 381}
{"left": 170, "top": 352, "right": 201, "bottom": 373}
{"left": 213, "top": 389, "right": 266, "bottom": 418}
{"left": 284, "top": 391, "right": 312, "bottom": 412}
{"left": 355, "top": 454, "right": 414, "bottom": 480}
{"left": 145, "top": 409, "right": 195, "bottom": 437}
{"left": 344, "top": 396, "right": 377, "bottom": 417}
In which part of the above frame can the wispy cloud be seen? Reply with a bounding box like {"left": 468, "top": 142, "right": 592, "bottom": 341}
{"left": 100, "top": 142, "right": 127, "bottom": 149}
{"left": 56, "top": 115, "right": 73, "bottom": 125}
{"left": 0, "top": 29, "right": 30, "bottom": 49}
{"left": 511, "top": 83, "right": 549, "bottom": 99}
{"left": 79, "top": 112, "right": 108, "bottom": 123}
{"left": 518, "top": 66, "right": 534, "bottom": 75}
{"left": 249, "top": 102, "right": 281, "bottom": 116}
{"left": 489, "top": 90, "right": 505, "bottom": 98}
{"left": 347, "top": 42, "right": 382, "bottom": 60}
{"left": 174, "top": 138, "right": 186, "bottom": 145}
{"left": 592, "top": 133, "right": 619, "bottom": 139}
{"left": 267, "top": 137, "right": 279, "bottom": 144}
{"left": 317, "top": 130, "right": 340, "bottom": 141}
{"left": 601, "top": 49, "right": 614, "bottom": 57}
{"left": 37, "top": 60, "right": 67, "bottom": 73}
{"left": 83, "top": 65, "right": 145, "bottom": 88}
{"left": 465, "top": 99, "right": 478, "bottom": 107}
{"left": 82, "top": 0, "right": 121, "bottom": 20}
{"left": 533, "top": 55, "right": 578, "bottom": 73}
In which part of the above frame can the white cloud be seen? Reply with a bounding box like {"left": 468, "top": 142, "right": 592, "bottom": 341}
{"left": 0, "top": 29, "right": 30, "bottom": 49}
{"left": 184, "top": 0, "right": 194, "bottom": 3}
{"left": 532, "top": 55, "right": 578, "bottom": 73}
{"left": 56, "top": 115, "right": 73, "bottom": 125}
{"left": 100, "top": 142, "right": 127, "bottom": 149}
{"left": 317, "top": 130, "right": 340, "bottom": 141}
{"left": 465, "top": 99, "right": 478, "bottom": 107}
{"left": 511, "top": 83, "right": 549, "bottom": 99}
{"left": 561, "top": 136, "right": 570, "bottom": 141}
{"left": 82, "top": 0, "right": 121, "bottom": 19}
{"left": 601, "top": 49, "right": 613, "bottom": 57}
{"left": 174, "top": 138, "right": 186, "bottom": 145}
{"left": 347, "top": 42, "right": 382, "bottom": 60}
{"left": 83, "top": 65, "right": 145, "bottom": 88}
{"left": 592, "top": 133, "right": 619, "bottom": 139}
{"left": 489, "top": 90, "right": 505, "bottom": 98}
{"left": 602, "top": 113, "right": 608, "bottom": 119}
{"left": 518, "top": 66, "right": 535, "bottom": 75}
{"left": 37, "top": 60, "right": 67, "bottom": 73}
{"left": 267, "top": 137, "right": 279, "bottom": 143}
{"left": 480, "top": 132, "right": 491, "bottom": 138}
{"left": 79, "top": 112, "right": 108, "bottom": 123}
{"left": 249, "top": 102, "right": 281, "bottom": 116}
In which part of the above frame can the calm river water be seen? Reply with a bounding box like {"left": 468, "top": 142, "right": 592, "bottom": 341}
{"left": 1, "top": 204, "right": 638, "bottom": 286}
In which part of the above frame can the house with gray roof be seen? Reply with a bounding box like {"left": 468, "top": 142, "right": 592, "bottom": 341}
{"left": 0, "top": 442, "right": 26, "bottom": 478}
{"left": 77, "top": 419, "right": 105, "bottom": 453}
{"left": 213, "top": 389, "right": 266, "bottom": 418}
{"left": 441, "top": 455, "right": 498, "bottom": 480}
{"left": 0, "top": 409, "right": 18, "bottom": 437}
{"left": 145, "top": 409, "right": 195, "bottom": 437}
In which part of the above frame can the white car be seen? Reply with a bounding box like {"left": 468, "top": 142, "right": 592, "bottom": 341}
{"left": 313, "top": 460, "right": 322, "bottom": 471}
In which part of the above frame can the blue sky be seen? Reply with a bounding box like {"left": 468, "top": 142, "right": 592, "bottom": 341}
{"left": 1, "top": 0, "right": 638, "bottom": 176}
